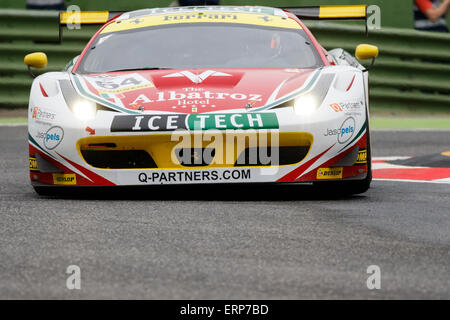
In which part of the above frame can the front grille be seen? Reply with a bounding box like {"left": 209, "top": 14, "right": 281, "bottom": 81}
{"left": 78, "top": 132, "right": 313, "bottom": 169}
{"left": 80, "top": 150, "right": 157, "bottom": 169}
{"left": 175, "top": 148, "right": 216, "bottom": 167}
{"left": 235, "top": 146, "right": 310, "bottom": 166}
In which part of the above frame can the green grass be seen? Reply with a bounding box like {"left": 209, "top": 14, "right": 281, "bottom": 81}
{"left": 0, "top": 117, "right": 27, "bottom": 124}
{"left": 2, "top": 116, "right": 450, "bottom": 130}
{"left": 371, "top": 117, "right": 450, "bottom": 129}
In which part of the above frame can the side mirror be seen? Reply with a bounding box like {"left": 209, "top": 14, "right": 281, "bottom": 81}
{"left": 24, "top": 52, "right": 48, "bottom": 78}
{"left": 355, "top": 44, "right": 378, "bottom": 71}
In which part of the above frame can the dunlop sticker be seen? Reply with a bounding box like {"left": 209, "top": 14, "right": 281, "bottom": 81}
{"left": 316, "top": 167, "right": 343, "bottom": 180}
{"left": 53, "top": 173, "right": 77, "bottom": 185}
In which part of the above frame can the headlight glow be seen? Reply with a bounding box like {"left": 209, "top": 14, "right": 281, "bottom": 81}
{"left": 72, "top": 100, "right": 97, "bottom": 121}
{"left": 294, "top": 95, "right": 317, "bottom": 116}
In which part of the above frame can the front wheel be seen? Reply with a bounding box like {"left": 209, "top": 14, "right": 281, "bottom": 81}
{"left": 33, "top": 186, "right": 61, "bottom": 196}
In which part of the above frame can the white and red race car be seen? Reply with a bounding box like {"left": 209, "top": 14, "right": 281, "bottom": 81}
{"left": 26, "top": 5, "right": 378, "bottom": 195}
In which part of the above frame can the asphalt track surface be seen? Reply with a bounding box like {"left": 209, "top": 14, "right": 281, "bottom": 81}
{"left": 0, "top": 126, "right": 449, "bottom": 299}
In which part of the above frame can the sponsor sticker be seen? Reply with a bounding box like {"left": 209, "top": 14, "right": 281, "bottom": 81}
{"left": 53, "top": 173, "right": 77, "bottom": 185}
{"left": 44, "top": 126, "right": 64, "bottom": 150}
{"left": 338, "top": 117, "right": 355, "bottom": 144}
{"left": 129, "top": 90, "right": 263, "bottom": 105}
{"left": 316, "top": 167, "right": 343, "bottom": 180}
{"left": 31, "top": 107, "right": 56, "bottom": 122}
{"left": 102, "top": 12, "right": 300, "bottom": 34}
{"left": 329, "top": 101, "right": 364, "bottom": 115}
{"left": 355, "top": 149, "right": 367, "bottom": 164}
{"left": 29, "top": 156, "right": 39, "bottom": 172}
{"left": 84, "top": 73, "right": 154, "bottom": 94}
{"left": 111, "top": 113, "right": 279, "bottom": 132}
{"left": 324, "top": 117, "right": 355, "bottom": 144}
{"left": 329, "top": 103, "right": 343, "bottom": 112}
{"left": 137, "top": 169, "right": 251, "bottom": 184}
{"left": 125, "top": 6, "right": 279, "bottom": 17}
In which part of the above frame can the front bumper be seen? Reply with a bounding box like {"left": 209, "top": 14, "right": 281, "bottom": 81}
{"left": 28, "top": 108, "right": 369, "bottom": 187}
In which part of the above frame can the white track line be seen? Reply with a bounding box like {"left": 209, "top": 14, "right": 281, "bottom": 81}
{"left": 372, "top": 128, "right": 450, "bottom": 132}
{"left": 373, "top": 156, "right": 411, "bottom": 161}
{"left": 374, "top": 178, "right": 450, "bottom": 185}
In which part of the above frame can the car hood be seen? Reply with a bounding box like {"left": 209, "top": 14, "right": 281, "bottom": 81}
{"left": 72, "top": 68, "right": 317, "bottom": 114}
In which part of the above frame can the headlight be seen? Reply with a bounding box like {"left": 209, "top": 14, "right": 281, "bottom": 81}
{"left": 293, "top": 95, "right": 317, "bottom": 116}
{"left": 270, "top": 73, "right": 335, "bottom": 115}
{"left": 59, "top": 79, "right": 119, "bottom": 121}
{"left": 72, "top": 100, "right": 97, "bottom": 121}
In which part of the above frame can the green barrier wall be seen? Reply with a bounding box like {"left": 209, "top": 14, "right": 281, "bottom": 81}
{"left": 0, "top": 8, "right": 449, "bottom": 112}
{"left": 3, "top": 0, "right": 450, "bottom": 28}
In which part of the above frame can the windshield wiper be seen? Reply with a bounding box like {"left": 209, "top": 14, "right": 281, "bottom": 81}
{"left": 104, "top": 67, "right": 172, "bottom": 72}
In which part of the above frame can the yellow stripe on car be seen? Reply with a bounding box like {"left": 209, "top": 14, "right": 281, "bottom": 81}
{"left": 101, "top": 12, "right": 301, "bottom": 34}
{"left": 319, "top": 5, "right": 366, "bottom": 19}
{"left": 60, "top": 11, "right": 110, "bottom": 24}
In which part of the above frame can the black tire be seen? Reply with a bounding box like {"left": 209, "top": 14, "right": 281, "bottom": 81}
{"left": 33, "top": 186, "right": 64, "bottom": 196}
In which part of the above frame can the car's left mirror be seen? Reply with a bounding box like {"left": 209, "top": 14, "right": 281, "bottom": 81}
{"left": 355, "top": 44, "right": 378, "bottom": 71}
{"left": 24, "top": 52, "right": 48, "bottom": 78}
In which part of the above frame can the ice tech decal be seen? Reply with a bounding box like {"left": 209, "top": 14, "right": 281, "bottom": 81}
{"left": 111, "top": 113, "right": 279, "bottom": 132}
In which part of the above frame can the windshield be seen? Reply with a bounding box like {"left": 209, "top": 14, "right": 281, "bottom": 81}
{"left": 77, "top": 23, "right": 323, "bottom": 73}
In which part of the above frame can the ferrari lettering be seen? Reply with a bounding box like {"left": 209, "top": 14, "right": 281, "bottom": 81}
{"left": 112, "top": 113, "right": 279, "bottom": 132}
{"left": 163, "top": 13, "right": 238, "bottom": 22}
{"left": 144, "top": 6, "right": 276, "bottom": 16}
